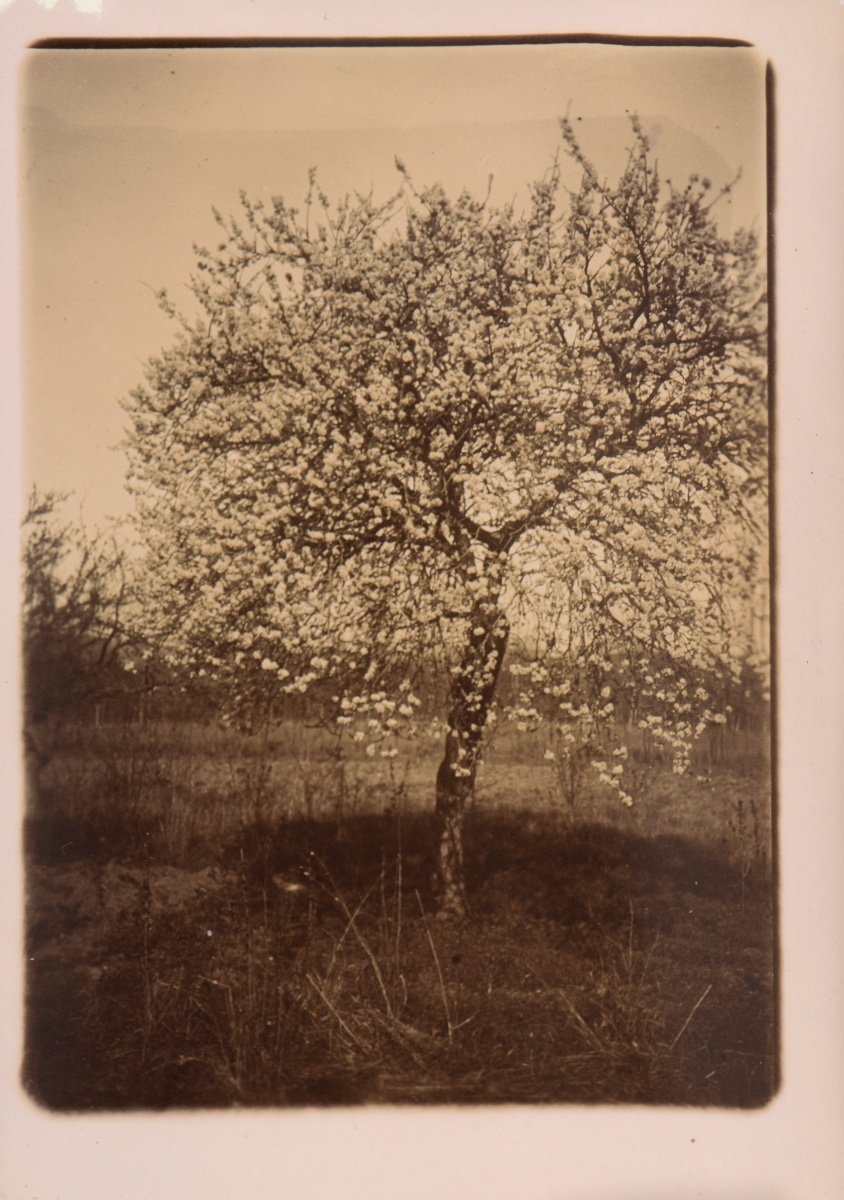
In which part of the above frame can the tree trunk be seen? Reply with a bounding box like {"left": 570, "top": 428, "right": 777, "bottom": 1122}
{"left": 435, "top": 611, "right": 509, "bottom": 918}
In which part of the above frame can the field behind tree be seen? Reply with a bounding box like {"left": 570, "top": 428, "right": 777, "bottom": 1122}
{"left": 23, "top": 712, "right": 775, "bottom": 1109}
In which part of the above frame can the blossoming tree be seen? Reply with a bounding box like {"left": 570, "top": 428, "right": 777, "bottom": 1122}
{"left": 125, "top": 119, "right": 767, "bottom": 917}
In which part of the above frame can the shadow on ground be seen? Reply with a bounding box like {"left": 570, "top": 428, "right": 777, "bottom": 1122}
{"left": 24, "top": 805, "right": 776, "bottom": 1110}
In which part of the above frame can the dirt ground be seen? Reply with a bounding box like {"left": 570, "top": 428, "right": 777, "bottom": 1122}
{"left": 24, "top": 792, "right": 777, "bottom": 1110}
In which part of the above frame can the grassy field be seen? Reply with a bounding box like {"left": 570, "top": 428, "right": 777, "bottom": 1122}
{"left": 23, "top": 717, "right": 776, "bottom": 1109}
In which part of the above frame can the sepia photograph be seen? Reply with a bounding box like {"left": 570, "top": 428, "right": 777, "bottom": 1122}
{"left": 19, "top": 39, "right": 776, "bottom": 1114}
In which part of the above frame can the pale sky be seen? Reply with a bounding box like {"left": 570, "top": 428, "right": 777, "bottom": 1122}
{"left": 20, "top": 44, "right": 767, "bottom": 526}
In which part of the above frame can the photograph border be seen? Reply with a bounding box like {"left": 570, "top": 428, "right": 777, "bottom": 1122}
{"left": 2, "top": 3, "right": 842, "bottom": 1198}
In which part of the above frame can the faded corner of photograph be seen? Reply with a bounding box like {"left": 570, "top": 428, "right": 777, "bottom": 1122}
{"left": 19, "top": 40, "right": 773, "bottom": 1111}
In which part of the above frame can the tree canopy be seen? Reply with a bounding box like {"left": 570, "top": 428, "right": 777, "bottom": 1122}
{"left": 125, "top": 117, "right": 767, "bottom": 915}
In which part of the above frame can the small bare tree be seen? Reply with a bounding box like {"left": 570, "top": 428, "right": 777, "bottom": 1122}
{"left": 22, "top": 488, "right": 129, "bottom": 772}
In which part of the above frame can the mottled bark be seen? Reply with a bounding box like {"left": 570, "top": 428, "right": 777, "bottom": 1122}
{"left": 435, "top": 612, "right": 509, "bottom": 918}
